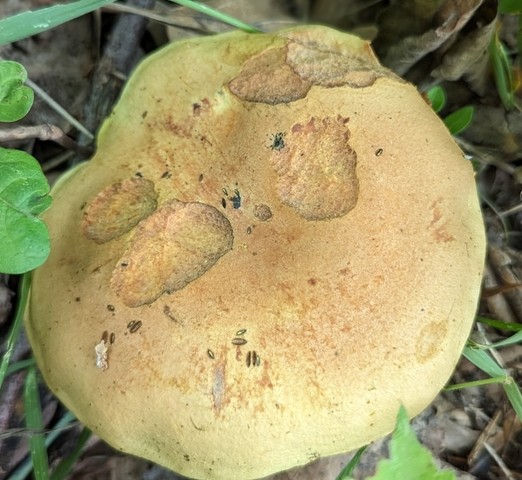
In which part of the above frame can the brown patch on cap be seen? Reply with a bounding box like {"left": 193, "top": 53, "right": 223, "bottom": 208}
{"left": 111, "top": 200, "right": 234, "bottom": 307}
{"left": 271, "top": 115, "right": 359, "bottom": 221}
{"left": 82, "top": 178, "right": 158, "bottom": 244}
{"left": 228, "top": 32, "right": 395, "bottom": 106}
{"left": 284, "top": 29, "right": 392, "bottom": 88}
{"left": 287, "top": 42, "right": 383, "bottom": 88}
{"left": 416, "top": 320, "right": 449, "bottom": 363}
{"left": 253, "top": 204, "right": 273, "bottom": 221}
{"left": 212, "top": 362, "right": 227, "bottom": 415}
{"left": 228, "top": 47, "right": 311, "bottom": 105}
{"left": 429, "top": 199, "right": 456, "bottom": 243}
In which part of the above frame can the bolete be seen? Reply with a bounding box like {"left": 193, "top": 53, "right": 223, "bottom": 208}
{"left": 25, "top": 26, "right": 485, "bottom": 479}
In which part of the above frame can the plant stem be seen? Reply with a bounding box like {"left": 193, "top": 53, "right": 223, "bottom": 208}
{"left": 0, "top": 272, "right": 32, "bottom": 392}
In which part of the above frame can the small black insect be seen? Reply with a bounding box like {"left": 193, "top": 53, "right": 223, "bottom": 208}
{"left": 269, "top": 132, "right": 286, "bottom": 151}
{"left": 236, "top": 329, "right": 247, "bottom": 336}
{"left": 375, "top": 148, "right": 383, "bottom": 157}
{"left": 207, "top": 349, "right": 215, "bottom": 359}
{"left": 110, "top": 332, "right": 116, "bottom": 344}
{"left": 101, "top": 330, "right": 109, "bottom": 343}
{"left": 221, "top": 198, "right": 227, "bottom": 209}
{"left": 231, "top": 189, "right": 241, "bottom": 209}
{"left": 107, "top": 304, "right": 115, "bottom": 312}
{"left": 232, "top": 337, "right": 247, "bottom": 346}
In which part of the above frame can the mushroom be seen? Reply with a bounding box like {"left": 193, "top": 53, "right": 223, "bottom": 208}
{"left": 25, "top": 26, "right": 485, "bottom": 480}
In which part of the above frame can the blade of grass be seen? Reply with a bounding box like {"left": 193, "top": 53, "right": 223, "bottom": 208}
{"left": 23, "top": 367, "right": 50, "bottom": 480}
{"left": 463, "top": 346, "right": 522, "bottom": 421}
{"left": 335, "top": 445, "right": 368, "bottom": 480}
{"left": 480, "top": 329, "right": 522, "bottom": 349}
{"left": 9, "top": 412, "right": 77, "bottom": 480}
{"left": 489, "top": 30, "right": 515, "bottom": 111}
{"left": 6, "top": 358, "right": 36, "bottom": 376}
{"left": 444, "top": 376, "right": 508, "bottom": 391}
{"left": 504, "top": 380, "right": 522, "bottom": 420}
{"left": 476, "top": 315, "right": 522, "bottom": 332}
{"left": 0, "top": 272, "right": 31, "bottom": 391}
{"left": 0, "top": 0, "right": 117, "bottom": 46}
{"left": 168, "top": 0, "right": 262, "bottom": 33}
{"left": 50, "top": 427, "right": 92, "bottom": 480}
{"left": 463, "top": 346, "right": 505, "bottom": 377}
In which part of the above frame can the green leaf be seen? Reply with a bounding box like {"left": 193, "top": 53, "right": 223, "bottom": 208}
{"left": 443, "top": 106, "right": 474, "bottom": 135}
{"left": 0, "top": 61, "right": 34, "bottom": 122}
{"left": 368, "top": 406, "right": 456, "bottom": 480}
{"left": 0, "top": 0, "right": 118, "bottom": 46}
{"left": 489, "top": 31, "right": 515, "bottom": 110}
{"left": 499, "top": 0, "right": 522, "bottom": 14}
{"left": 426, "top": 86, "right": 446, "bottom": 113}
{"left": 0, "top": 148, "right": 52, "bottom": 274}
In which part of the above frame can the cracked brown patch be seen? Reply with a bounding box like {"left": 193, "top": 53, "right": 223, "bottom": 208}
{"left": 111, "top": 200, "right": 234, "bottom": 307}
{"left": 284, "top": 29, "right": 392, "bottom": 88}
{"left": 287, "top": 41, "right": 383, "bottom": 88}
{"left": 228, "top": 47, "right": 311, "bottom": 105}
{"left": 229, "top": 33, "right": 394, "bottom": 105}
{"left": 271, "top": 116, "right": 359, "bottom": 221}
{"left": 82, "top": 178, "right": 158, "bottom": 244}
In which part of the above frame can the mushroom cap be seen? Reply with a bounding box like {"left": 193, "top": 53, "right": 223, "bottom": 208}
{"left": 25, "top": 26, "right": 485, "bottom": 480}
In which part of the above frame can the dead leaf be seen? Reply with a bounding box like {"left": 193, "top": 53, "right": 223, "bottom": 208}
{"left": 373, "top": 0, "right": 486, "bottom": 76}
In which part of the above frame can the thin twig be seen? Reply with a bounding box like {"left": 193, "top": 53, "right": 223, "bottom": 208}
{"left": 25, "top": 78, "right": 94, "bottom": 140}
{"left": 0, "top": 124, "right": 90, "bottom": 154}
{"left": 484, "top": 442, "right": 516, "bottom": 480}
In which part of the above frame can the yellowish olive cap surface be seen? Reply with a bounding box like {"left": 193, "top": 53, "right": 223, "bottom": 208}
{"left": 26, "top": 26, "right": 485, "bottom": 480}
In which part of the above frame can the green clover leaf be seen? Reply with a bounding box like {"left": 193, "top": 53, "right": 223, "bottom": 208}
{"left": 369, "top": 406, "right": 456, "bottom": 480}
{"left": 0, "top": 148, "right": 52, "bottom": 274}
{"left": 0, "top": 60, "right": 34, "bottom": 122}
